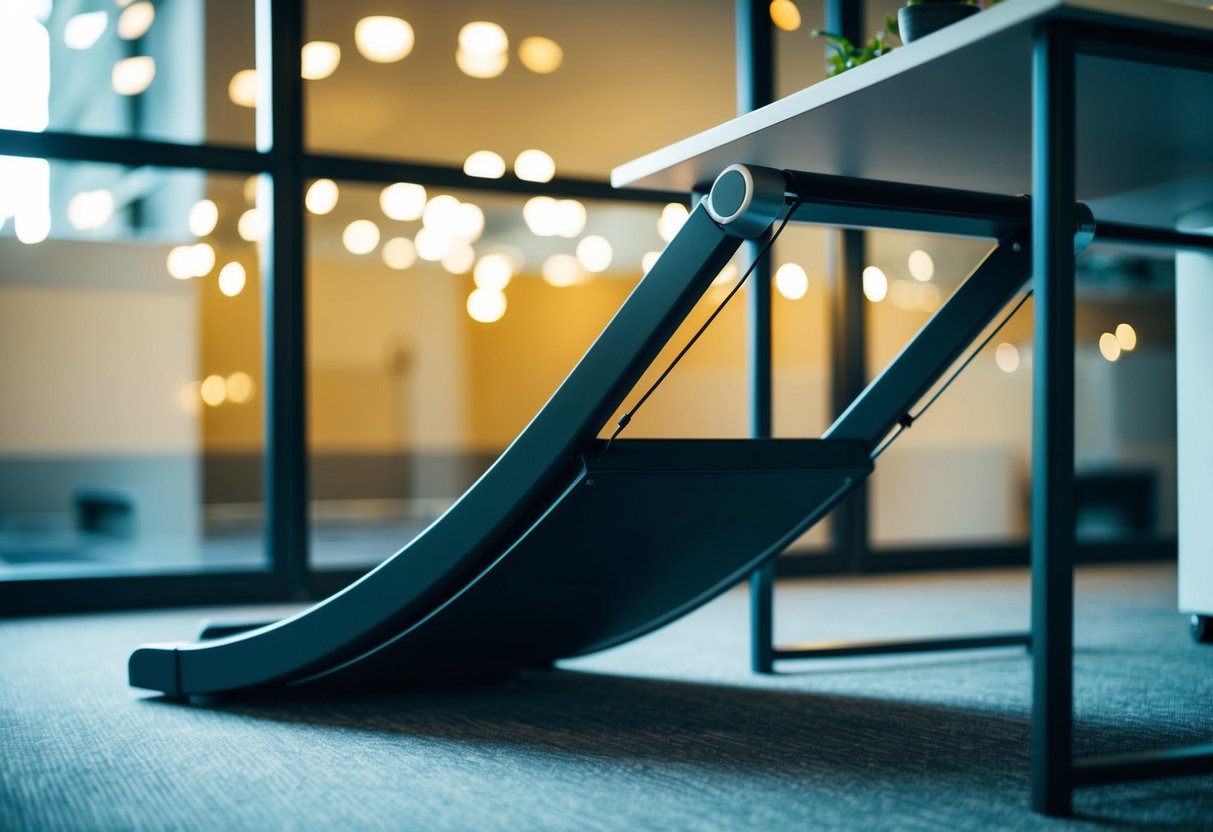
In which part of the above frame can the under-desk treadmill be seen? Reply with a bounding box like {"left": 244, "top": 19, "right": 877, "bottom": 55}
{"left": 129, "top": 164, "right": 1033, "bottom": 696}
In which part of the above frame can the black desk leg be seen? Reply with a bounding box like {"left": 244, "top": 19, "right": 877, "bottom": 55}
{"left": 1031, "top": 21, "right": 1077, "bottom": 817}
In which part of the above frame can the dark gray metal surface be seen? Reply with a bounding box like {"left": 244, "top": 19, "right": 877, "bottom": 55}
{"left": 130, "top": 204, "right": 746, "bottom": 696}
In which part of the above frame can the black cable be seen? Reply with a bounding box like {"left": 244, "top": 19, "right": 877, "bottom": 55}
{"left": 870, "top": 288, "right": 1034, "bottom": 460}
{"left": 604, "top": 199, "right": 804, "bottom": 450}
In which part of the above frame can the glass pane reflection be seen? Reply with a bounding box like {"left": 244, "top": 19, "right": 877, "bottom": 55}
{"left": 0, "top": 161, "right": 266, "bottom": 578}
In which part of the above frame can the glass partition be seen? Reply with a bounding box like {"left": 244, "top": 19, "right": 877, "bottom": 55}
{"left": 304, "top": 0, "right": 737, "bottom": 179}
{"left": 1, "top": 0, "right": 256, "bottom": 146}
{"left": 863, "top": 231, "right": 1176, "bottom": 551}
{"left": 0, "top": 161, "right": 266, "bottom": 579}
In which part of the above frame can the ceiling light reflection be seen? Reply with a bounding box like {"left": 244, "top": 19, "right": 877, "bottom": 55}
{"left": 380, "top": 182, "right": 427, "bottom": 221}
{"left": 228, "top": 68, "right": 258, "bottom": 107}
{"left": 464, "top": 150, "right": 506, "bottom": 179}
{"left": 306, "top": 179, "right": 339, "bottom": 215}
{"left": 218, "top": 262, "right": 246, "bottom": 297}
{"left": 542, "top": 253, "right": 586, "bottom": 287}
{"left": 519, "top": 36, "right": 563, "bottom": 73}
{"left": 774, "top": 263, "right": 808, "bottom": 300}
{"left": 188, "top": 199, "right": 218, "bottom": 236}
{"left": 769, "top": 0, "right": 802, "bottom": 31}
{"left": 112, "top": 56, "right": 155, "bottom": 95}
{"left": 383, "top": 237, "right": 417, "bottom": 270}
{"left": 514, "top": 149, "right": 555, "bottom": 183}
{"left": 1115, "top": 322, "right": 1137, "bottom": 351}
{"left": 908, "top": 249, "right": 935, "bottom": 282}
{"left": 355, "top": 16, "right": 415, "bottom": 63}
{"left": 467, "top": 288, "right": 506, "bottom": 323}
{"left": 473, "top": 254, "right": 513, "bottom": 291}
{"left": 576, "top": 235, "right": 613, "bottom": 273}
{"left": 117, "top": 1, "right": 153, "bottom": 40}
{"left": 342, "top": 220, "right": 380, "bottom": 255}
{"left": 301, "top": 41, "right": 340, "bottom": 80}
{"left": 862, "top": 266, "right": 888, "bottom": 302}
{"left": 64, "top": 11, "right": 107, "bottom": 49}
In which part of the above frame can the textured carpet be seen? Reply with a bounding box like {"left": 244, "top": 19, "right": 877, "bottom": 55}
{"left": 2, "top": 563, "right": 1212, "bottom": 830}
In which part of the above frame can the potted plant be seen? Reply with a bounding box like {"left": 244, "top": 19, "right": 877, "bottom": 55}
{"left": 897, "top": 0, "right": 980, "bottom": 44}
{"left": 811, "top": 16, "right": 899, "bottom": 77}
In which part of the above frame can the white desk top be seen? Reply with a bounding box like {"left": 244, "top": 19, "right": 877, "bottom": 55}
{"left": 612, "top": 0, "right": 1213, "bottom": 226}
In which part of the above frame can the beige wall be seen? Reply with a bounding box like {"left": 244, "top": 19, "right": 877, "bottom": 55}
{"left": 0, "top": 238, "right": 199, "bottom": 455}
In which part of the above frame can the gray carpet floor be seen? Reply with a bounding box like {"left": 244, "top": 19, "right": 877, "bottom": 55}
{"left": 2, "top": 563, "right": 1212, "bottom": 831}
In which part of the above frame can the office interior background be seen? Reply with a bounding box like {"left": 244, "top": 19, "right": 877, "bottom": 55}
{"left": 0, "top": 0, "right": 1182, "bottom": 612}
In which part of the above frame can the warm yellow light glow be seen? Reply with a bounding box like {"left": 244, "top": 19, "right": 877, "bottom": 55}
{"left": 355, "top": 16, "right": 415, "bottom": 63}
{"left": 995, "top": 342, "right": 1020, "bottom": 373}
{"left": 379, "top": 182, "right": 426, "bottom": 221}
{"left": 67, "top": 189, "right": 114, "bottom": 231}
{"left": 463, "top": 150, "right": 506, "bottom": 179}
{"left": 304, "top": 179, "right": 339, "bottom": 215}
{"left": 217, "top": 262, "right": 246, "bottom": 297}
{"left": 455, "top": 48, "right": 507, "bottom": 79}
{"left": 200, "top": 374, "right": 227, "bottom": 407}
{"left": 769, "top": 0, "right": 802, "bottom": 31}
{"left": 473, "top": 253, "right": 513, "bottom": 291}
{"left": 459, "top": 21, "right": 508, "bottom": 54}
{"left": 228, "top": 68, "right": 258, "bottom": 107}
{"left": 519, "top": 36, "right": 563, "bottom": 73}
{"left": 15, "top": 209, "right": 51, "bottom": 244}
{"left": 908, "top": 249, "right": 935, "bottom": 282}
{"left": 514, "top": 149, "right": 555, "bottom": 183}
{"left": 542, "top": 253, "right": 585, "bottom": 287}
{"left": 64, "top": 11, "right": 107, "bottom": 49}
{"left": 1099, "top": 332, "right": 1121, "bottom": 362}
{"left": 422, "top": 194, "right": 462, "bottom": 233}
{"left": 382, "top": 237, "right": 417, "bottom": 270}
{"left": 454, "top": 202, "right": 485, "bottom": 241}
{"left": 862, "top": 266, "right": 888, "bottom": 302}
{"left": 1115, "top": 322, "right": 1137, "bottom": 351}
{"left": 237, "top": 208, "right": 266, "bottom": 242}
{"left": 714, "top": 262, "right": 739, "bottom": 285}
{"left": 225, "top": 371, "right": 255, "bottom": 404}
{"left": 166, "top": 245, "right": 195, "bottom": 280}
{"left": 117, "top": 1, "right": 153, "bottom": 40}
{"left": 890, "top": 279, "right": 916, "bottom": 310}
{"left": 774, "top": 263, "right": 809, "bottom": 300}
{"left": 415, "top": 227, "right": 455, "bottom": 261}
{"left": 342, "top": 219, "right": 380, "bottom": 255}
{"left": 554, "top": 199, "right": 586, "bottom": 239}
{"left": 112, "top": 56, "right": 155, "bottom": 95}
{"left": 466, "top": 288, "right": 507, "bottom": 323}
{"left": 188, "top": 199, "right": 218, "bottom": 236}
{"left": 190, "top": 243, "right": 215, "bottom": 277}
{"left": 301, "top": 41, "right": 340, "bottom": 80}
{"left": 442, "top": 241, "right": 476, "bottom": 274}
{"left": 641, "top": 251, "right": 662, "bottom": 274}
{"left": 576, "top": 235, "right": 613, "bottom": 273}
{"left": 658, "top": 202, "right": 689, "bottom": 242}
{"left": 243, "top": 175, "right": 259, "bottom": 204}
{"left": 178, "top": 381, "right": 201, "bottom": 416}
{"left": 523, "top": 196, "right": 559, "bottom": 237}
{"left": 915, "top": 281, "right": 942, "bottom": 312}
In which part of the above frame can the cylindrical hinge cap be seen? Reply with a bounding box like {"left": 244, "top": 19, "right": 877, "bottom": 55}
{"left": 706, "top": 164, "right": 787, "bottom": 238}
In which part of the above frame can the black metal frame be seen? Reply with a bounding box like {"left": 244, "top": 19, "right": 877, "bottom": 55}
{"left": 739, "top": 7, "right": 1213, "bottom": 816}
{"left": 1028, "top": 17, "right": 1213, "bottom": 816}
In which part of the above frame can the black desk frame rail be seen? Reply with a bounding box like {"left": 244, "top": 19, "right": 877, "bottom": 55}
{"left": 743, "top": 17, "right": 1213, "bottom": 816}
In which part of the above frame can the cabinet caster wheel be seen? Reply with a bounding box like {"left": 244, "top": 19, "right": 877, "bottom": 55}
{"left": 1190, "top": 615, "right": 1213, "bottom": 644}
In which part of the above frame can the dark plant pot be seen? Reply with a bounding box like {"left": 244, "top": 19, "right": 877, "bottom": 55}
{"left": 897, "top": 3, "right": 980, "bottom": 44}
